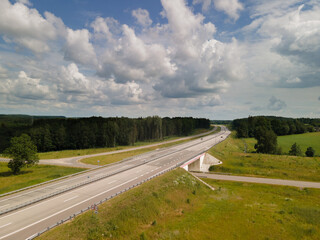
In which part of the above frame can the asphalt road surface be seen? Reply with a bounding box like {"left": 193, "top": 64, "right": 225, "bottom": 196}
{"left": 193, "top": 172, "right": 320, "bottom": 189}
{"left": 0, "top": 127, "right": 230, "bottom": 240}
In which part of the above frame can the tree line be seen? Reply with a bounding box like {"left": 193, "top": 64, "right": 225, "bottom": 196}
{"left": 232, "top": 116, "right": 317, "bottom": 138}
{"left": 0, "top": 116, "right": 210, "bottom": 153}
{"left": 232, "top": 116, "right": 318, "bottom": 155}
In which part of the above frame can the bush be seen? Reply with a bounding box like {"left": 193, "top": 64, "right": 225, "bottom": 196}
{"left": 289, "top": 143, "right": 302, "bottom": 156}
{"left": 305, "top": 147, "right": 315, "bottom": 157}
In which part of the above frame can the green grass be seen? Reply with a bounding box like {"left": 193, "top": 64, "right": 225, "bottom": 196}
{"left": 38, "top": 128, "right": 213, "bottom": 160}
{"left": 242, "top": 132, "right": 320, "bottom": 156}
{"left": 0, "top": 163, "right": 85, "bottom": 194}
{"left": 208, "top": 132, "right": 320, "bottom": 181}
{"left": 37, "top": 168, "right": 320, "bottom": 240}
{"left": 277, "top": 132, "right": 320, "bottom": 155}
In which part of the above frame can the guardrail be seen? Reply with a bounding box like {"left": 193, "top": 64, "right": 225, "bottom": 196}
{"left": 25, "top": 130, "right": 231, "bottom": 239}
{"left": 0, "top": 128, "right": 223, "bottom": 199}
{"left": 25, "top": 163, "right": 181, "bottom": 240}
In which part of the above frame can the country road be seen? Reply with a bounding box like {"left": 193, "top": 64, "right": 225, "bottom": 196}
{"left": 193, "top": 172, "right": 320, "bottom": 189}
{"left": 0, "top": 127, "right": 230, "bottom": 240}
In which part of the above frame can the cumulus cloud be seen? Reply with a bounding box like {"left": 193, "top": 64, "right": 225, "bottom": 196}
{"left": 267, "top": 96, "right": 287, "bottom": 111}
{"left": 132, "top": 8, "right": 152, "bottom": 27}
{"left": 2, "top": 71, "right": 53, "bottom": 100}
{"left": 64, "top": 29, "right": 97, "bottom": 67}
{"left": 2, "top": 0, "right": 318, "bottom": 117}
{"left": 151, "top": 0, "right": 244, "bottom": 99}
{"left": 57, "top": 63, "right": 92, "bottom": 94}
{"left": 0, "top": 0, "right": 58, "bottom": 53}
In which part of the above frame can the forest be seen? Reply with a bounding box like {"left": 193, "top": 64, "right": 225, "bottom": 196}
{"left": 0, "top": 115, "right": 210, "bottom": 153}
{"left": 232, "top": 116, "right": 319, "bottom": 138}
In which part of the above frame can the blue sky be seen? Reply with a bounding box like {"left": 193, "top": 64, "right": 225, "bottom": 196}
{"left": 0, "top": 0, "right": 319, "bottom": 119}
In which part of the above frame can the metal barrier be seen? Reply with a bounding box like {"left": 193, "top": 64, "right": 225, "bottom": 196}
{"left": 25, "top": 163, "right": 180, "bottom": 240}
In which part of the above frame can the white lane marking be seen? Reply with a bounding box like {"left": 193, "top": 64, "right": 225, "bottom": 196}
{"left": 108, "top": 180, "right": 117, "bottom": 185}
{"left": 0, "top": 177, "right": 138, "bottom": 240}
{"left": 0, "top": 223, "right": 11, "bottom": 229}
{"left": 0, "top": 190, "right": 76, "bottom": 221}
{"left": 0, "top": 168, "right": 110, "bottom": 203}
{"left": 63, "top": 195, "right": 78, "bottom": 202}
{"left": 0, "top": 204, "right": 9, "bottom": 209}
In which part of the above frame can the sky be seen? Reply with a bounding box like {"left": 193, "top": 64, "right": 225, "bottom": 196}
{"left": 0, "top": 0, "right": 319, "bottom": 120}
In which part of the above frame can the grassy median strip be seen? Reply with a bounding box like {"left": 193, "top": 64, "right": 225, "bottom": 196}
{"left": 81, "top": 127, "right": 221, "bottom": 166}
{"left": 0, "top": 163, "right": 85, "bottom": 194}
{"left": 37, "top": 168, "right": 320, "bottom": 240}
{"left": 81, "top": 139, "right": 191, "bottom": 166}
{"left": 208, "top": 132, "right": 320, "bottom": 181}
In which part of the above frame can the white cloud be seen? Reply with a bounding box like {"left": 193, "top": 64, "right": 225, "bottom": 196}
{"left": 213, "top": 0, "right": 244, "bottom": 20}
{"left": 3, "top": 71, "right": 53, "bottom": 100}
{"left": 57, "top": 63, "right": 92, "bottom": 94}
{"left": 64, "top": 28, "right": 98, "bottom": 67}
{"left": 193, "top": 0, "right": 244, "bottom": 20}
{"left": 96, "top": 22, "right": 176, "bottom": 83}
{"left": 193, "top": 0, "right": 212, "bottom": 12}
{"left": 0, "top": 0, "right": 57, "bottom": 53}
{"left": 241, "top": 2, "right": 320, "bottom": 89}
{"left": 132, "top": 8, "right": 152, "bottom": 27}
{"left": 16, "top": 0, "right": 32, "bottom": 6}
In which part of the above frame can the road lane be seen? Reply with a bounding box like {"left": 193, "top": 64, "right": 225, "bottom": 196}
{"left": 0, "top": 126, "right": 230, "bottom": 240}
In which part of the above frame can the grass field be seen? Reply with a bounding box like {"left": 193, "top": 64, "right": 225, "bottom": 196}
{"left": 38, "top": 168, "right": 320, "bottom": 240}
{"left": 38, "top": 128, "right": 214, "bottom": 160}
{"left": 242, "top": 132, "right": 320, "bottom": 156}
{"left": 208, "top": 132, "right": 320, "bottom": 181}
{"left": 277, "top": 132, "right": 320, "bottom": 155}
{"left": 0, "top": 163, "right": 84, "bottom": 194}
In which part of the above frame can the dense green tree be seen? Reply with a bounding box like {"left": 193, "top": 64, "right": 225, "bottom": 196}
{"left": 289, "top": 143, "right": 302, "bottom": 156}
{"left": 254, "top": 127, "right": 278, "bottom": 154}
{"left": 305, "top": 147, "right": 315, "bottom": 157}
{"left": 4, "top": 134, "right": 39, "bottom": 174}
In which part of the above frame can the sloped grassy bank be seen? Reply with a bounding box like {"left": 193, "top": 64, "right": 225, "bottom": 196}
{"left": 38, "top": 168, "right": 320, "bottom": 240}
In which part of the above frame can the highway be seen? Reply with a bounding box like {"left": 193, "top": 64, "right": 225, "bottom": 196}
{"left": 0, "top": 126, "right": 230, "bottom": 240}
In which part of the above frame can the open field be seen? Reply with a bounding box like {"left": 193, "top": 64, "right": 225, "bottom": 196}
{"left": 38, "top": 168, "right": 320, "bottom": 240}
{"left": 242, "top": 132, "right": 320, "bottom": 156}
{"left": 0, "top": 163, "right": 85, "bottom": 194}
{"left": 277, "top": 132, "right": 320, "bottom": 155}
{"left": 37, "top": 128, "right": 215, "bottom": 160}
{"left": 208, "top": 132, "right": 320, "bottom": 181}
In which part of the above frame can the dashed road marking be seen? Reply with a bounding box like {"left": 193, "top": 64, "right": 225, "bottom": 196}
{"left": 63, "top": 195, "right": 78, "bottom": 202}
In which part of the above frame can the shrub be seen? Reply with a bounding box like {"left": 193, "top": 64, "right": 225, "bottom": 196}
{"left": 289, "top": 143, "right": 302, "bottom": 156}
{"left": 305, "top": 147, "right": 315, "bottom": 157}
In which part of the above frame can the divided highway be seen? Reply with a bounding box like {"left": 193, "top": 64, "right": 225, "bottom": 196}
{"left": 0, "top": 126, "right": 230, "bottom": 240}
